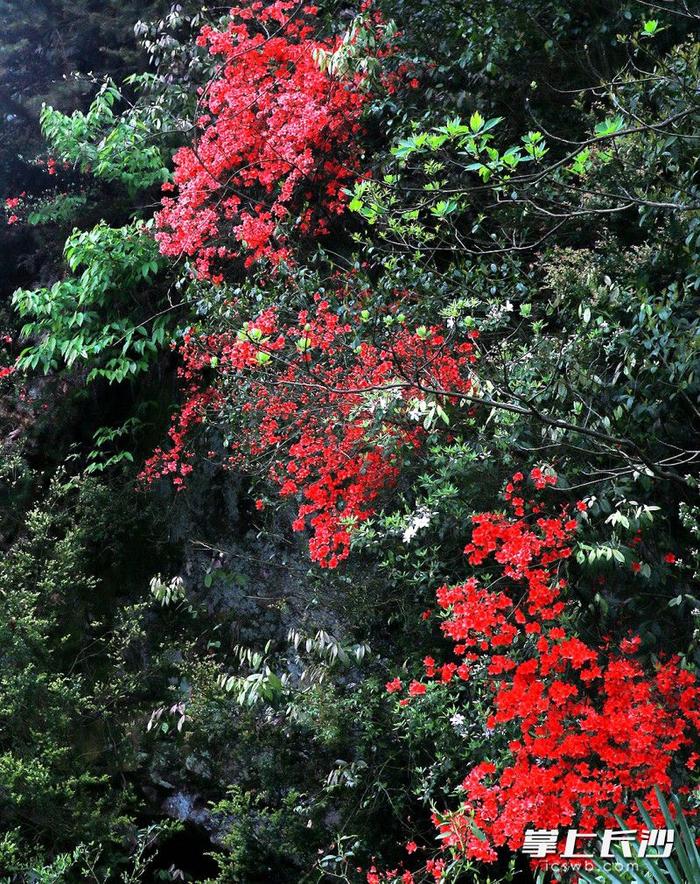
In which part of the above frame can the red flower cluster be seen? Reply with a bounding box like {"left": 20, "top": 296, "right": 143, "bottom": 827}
{"left": 155, "top": 1, "right": 390, "bottom": 276}
{"left": 140, "top": 297, "right": 478, "bottom": 567}
{"left": 366, "top": 860, "right": 443, "bottom": 884}
{"left": 4, "top": 193, "right": 25, "bottom": 226}
{"left": 0, "top": 333, "right": 16, "bottom": 379}
{"left": 411, "top": 472, "right": 700, "bottom": 864}
{"left": 140, "top": 387, "right": 220, "bottom": 489}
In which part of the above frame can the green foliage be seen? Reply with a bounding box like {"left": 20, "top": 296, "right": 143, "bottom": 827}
{"left": 1, "top": 1, "right": 700, "bottom": 881}
{"left": 0, "top": 472, "right": 128, "bottom": 874}
{"left": 578, "top": 790, "right": 700, "bottom": 884}
{"left": 26, "top": 194, "right": 91, "bottom": 227}
{"left": 13, "top": 220, "right": 172, "bottom": 382}
{"left": 40, "top": 80, "right": 169, "bottom": 194}
{"left": 208, "top": 787, "right": 313, "bottom": 882}
{"left": 84, "top": 418, "right": 141, "bottom": 474}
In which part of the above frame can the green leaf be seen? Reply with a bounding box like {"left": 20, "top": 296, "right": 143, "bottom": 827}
{"left": 594, "top": 116, "right": 625, "bottom": 137}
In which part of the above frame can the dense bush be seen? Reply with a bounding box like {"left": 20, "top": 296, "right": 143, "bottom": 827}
{"left": 0, "top": 1, "right": 698, "bottom": 882}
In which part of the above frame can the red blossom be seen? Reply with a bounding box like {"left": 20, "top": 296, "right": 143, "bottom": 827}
{"left": 140, "top": 297, "right": 478, "bottom": 567}
{"left": 155, "top": 1, "right": 394, "bottom": 277}
{"left": 422, "top": 474, "right": 700, "bottom": 866}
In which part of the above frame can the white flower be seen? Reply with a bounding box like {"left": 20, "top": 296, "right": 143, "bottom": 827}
{"left": 402, "top": 506, "right": 434, "bottom": 543}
